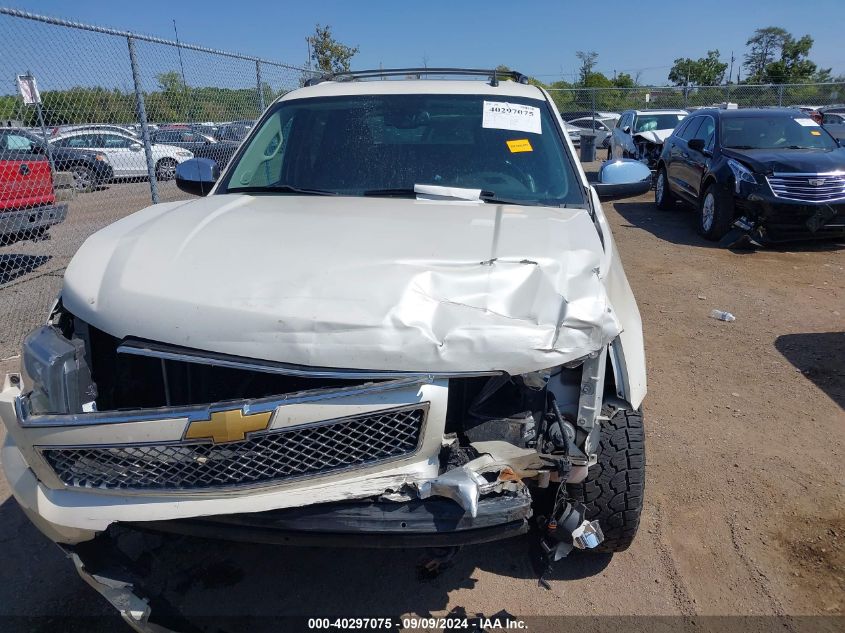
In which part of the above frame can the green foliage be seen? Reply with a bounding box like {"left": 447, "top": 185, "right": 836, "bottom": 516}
{"left": 764, "top": 34, "right": 817, "bottom": 83}
{"left": 575, "top": 51, "right": 598, "bottom": 85}
{"left": 309, "top": 24, "right": 359, "bottom": 74}
{"left": 744, "top": 27, "right": 789, "bottom": 81}
{"left": 668, "top": 50, "right": 728, "bottom": 87}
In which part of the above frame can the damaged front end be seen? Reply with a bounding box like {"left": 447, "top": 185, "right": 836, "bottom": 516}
{"left": 631, "top": 134, "right": 665, "bottom": 170}
{"left": 0, "top": 290, "right": 641, "bottom": 627}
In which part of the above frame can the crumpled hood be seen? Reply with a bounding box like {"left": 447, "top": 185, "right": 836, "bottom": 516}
{"left": 721, "top": 147, "right": 845, "bottom": 175}
{"left": 632, "top": 129, "right": 673, "bottom": 144}
{"left": 62, "top": 194, "right": 621, "bottom": 374}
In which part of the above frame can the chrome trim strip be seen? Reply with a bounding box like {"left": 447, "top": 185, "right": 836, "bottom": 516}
{"left": 116, "top": 339, "right": 502, "bottom": 380}
{"left": 35, "top": 403, "right": 430, "bottom": 495}
{"left": 771, "top": 171, "right": 845, "bottom": 177}
{"left": 17, "top": 377, "right": 428, "bottom": 428}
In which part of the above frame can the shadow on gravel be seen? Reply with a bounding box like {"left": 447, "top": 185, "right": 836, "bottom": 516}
{"left": 775, "top": 332, "right": 845, "bottom": 409}
{"left": 0, "top": 254, "right": 52, "bottom": 285}
{"left": 0, "top": 492, "right": 612, "bottom": 631}
{"left": 0, "top": 497, "right": 119, "bottom": 632}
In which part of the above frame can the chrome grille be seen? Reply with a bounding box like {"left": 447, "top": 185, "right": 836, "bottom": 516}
{"left": 766, "top": 173, "right": 845, "bottom": 203}
{"left": 41, "top": 405, "right": 426, "bottom": 490}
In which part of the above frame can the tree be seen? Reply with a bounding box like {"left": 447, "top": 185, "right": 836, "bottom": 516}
{"left": 744, "top": 27, "right": 789, "bottom": 81}
{"left": 764, "top": 34, "right": 816, "bottom": 83}
{"left": 612, "top": 72, "right": 636, "bottom": 89}
{"left": 668, "top": 50, "right": 728, "bottom": 87}
{"left": 309, "top": 24, "right": 359, "bottom": 74}
{"left": 575, "top": 51, "right": 598, "bottom": 85}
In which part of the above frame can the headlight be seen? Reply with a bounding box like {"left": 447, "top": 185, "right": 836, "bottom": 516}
{"left": 176, "top": 151, "right": 193, "bottom": 157}
{"left": 22, "top": 325, "right": 97, "bottom": 415}
{"left": 727, "top": 159, "right": 756, "bottom": 193}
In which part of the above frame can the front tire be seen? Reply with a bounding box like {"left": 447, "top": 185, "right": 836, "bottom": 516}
{"left": 155, "top": 158, "right": 178, "bottom": 181}
{"left": 654, "top": 167, "right": 675, "bottom": 210}
{"left": 698, "top": 183, "right": 734, "bottom": 240}
{"left": 567, "top": 406, "right": 645, "bottom": 553}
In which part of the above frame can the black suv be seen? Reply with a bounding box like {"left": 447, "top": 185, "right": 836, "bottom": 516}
{"left": 654, "top": 108, "right": 845, "bottom": 243}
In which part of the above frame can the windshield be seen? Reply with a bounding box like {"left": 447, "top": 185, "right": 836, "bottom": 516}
{"left": 721, "top": 115, "right": 838, "bottom": 150}
{"left": 220, "top": 94, "right": 583, "bottom": 206}
{"left": 633, "top": 113, "right": 685, "bottom": 133}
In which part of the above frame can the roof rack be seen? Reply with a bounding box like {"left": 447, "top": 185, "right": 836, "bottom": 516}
{"left": 304, "top": 67, "right": 530, "bottom": 87}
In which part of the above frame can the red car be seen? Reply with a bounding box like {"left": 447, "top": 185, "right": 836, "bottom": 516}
{"left": 0, "top": 132, "right": 68, "bottom": 243}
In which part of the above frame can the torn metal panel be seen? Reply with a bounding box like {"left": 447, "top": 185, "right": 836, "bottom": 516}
{"left": 62, "top": 196, "right": 622, "bottom": 375}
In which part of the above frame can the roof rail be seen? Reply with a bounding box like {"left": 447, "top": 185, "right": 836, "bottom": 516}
{"left": 304, "top": 67, "right": 530, "bottom": 87}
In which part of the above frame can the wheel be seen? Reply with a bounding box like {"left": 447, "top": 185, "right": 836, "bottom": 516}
{"left": 70, "top": 165, "right": 96, "bottom": 193}
{"left": 698, "top": 182, "right": 734, "bottom": 240}
{"left": 155, "top": 158, "right": 178, "bottom": 181}
{"left": 654, "top": 167, "right": 675, "bottom": 210}
{"left": 567, "top": 406, "right": 645, "bottom": 553}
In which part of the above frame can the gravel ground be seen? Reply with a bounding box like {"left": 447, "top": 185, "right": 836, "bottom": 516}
{"left": 0, "top": 166, "right": 842, "bottom": 632}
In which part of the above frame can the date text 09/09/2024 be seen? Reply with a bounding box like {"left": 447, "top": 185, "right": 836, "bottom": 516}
{"left": 307, "top": 617, "right": 528, "bottom": 630}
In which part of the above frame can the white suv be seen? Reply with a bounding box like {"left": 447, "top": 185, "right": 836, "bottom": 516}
{"left": 2, "top": 68, "right": 650, "bottom": 627}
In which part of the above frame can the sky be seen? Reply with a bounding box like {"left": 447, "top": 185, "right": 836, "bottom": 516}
{"left": 2, "top": 0, "right": 844, "bottom": 88}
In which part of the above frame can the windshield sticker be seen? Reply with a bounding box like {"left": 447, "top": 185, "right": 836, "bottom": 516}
{"left": 483, "top": 101, "right": 541, "bottom": 134}
{"left": 795, "top": 118, "right": 820, "bottom": 127}
{"left": 506, "top": 139, "right": 533, "bottom": 153}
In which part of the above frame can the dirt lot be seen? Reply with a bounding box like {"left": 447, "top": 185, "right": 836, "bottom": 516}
{"left": 0, "top": 167, "right": 842, "bottom": 632}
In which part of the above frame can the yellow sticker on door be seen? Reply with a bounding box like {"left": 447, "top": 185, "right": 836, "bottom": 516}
{"left": 506, "top": 139, "right": 533, "bottom": 153}
{"left": 810, "top": 130, "right": 822, "bottom": 136}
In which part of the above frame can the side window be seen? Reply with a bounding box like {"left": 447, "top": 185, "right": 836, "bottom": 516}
{"left": 692, "top": 116, "right": 715, "bottom": 145}
{"left": 1, "top": 133, "right": 35, "bottom": 152}
{"left": 673, "top": 118, "right": 691, "bottom": 138}
{"left": 63, "top": 134, "right": 96, "bottom": 148}
{"left": 679, "top": 117, "right": 703, "bottom": 141}
{"left": 103, "top": 135, "right": 132, "bottom": 148}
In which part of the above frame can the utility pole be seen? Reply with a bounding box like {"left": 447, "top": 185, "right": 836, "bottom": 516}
{"left": 728, "top": 50, "right": 735, "bottom": 85}
{"left": 306, "top": 37, "right": 312, "bottom": 71}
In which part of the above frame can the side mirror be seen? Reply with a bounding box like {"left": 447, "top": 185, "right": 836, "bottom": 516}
{"left": 594, "top": 159, "right": 652, "bottom": 199}
{"left": 129, "top": 143, "right": 142, "bottom": 151}
{"left": 687, "top": 138, "right": 706, "bottom": 152}
{"left": 622, "top": 125, "right": 631, "bottom": 134}
{"left": 175, "top": 157, "right": 219, "bottom": 196}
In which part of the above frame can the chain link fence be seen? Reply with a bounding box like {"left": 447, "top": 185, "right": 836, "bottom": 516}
{"left": 1, "top": 9, "right": 844, "bottom": 356}
{"left": 548, "top": 83, "right": 845, "bottom": 116}
{"left": 0, "top": 8, "right": 313, "bottom": 356}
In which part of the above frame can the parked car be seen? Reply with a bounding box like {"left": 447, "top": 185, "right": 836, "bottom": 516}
{"left": 1, "top": 68, "right": 651, "bottom": 624}
{"left": 4, "top": 128, "right": 113, "bottom": 192}
{"left": 561, "top": 110, "right": 619, "bottom": 123}
{"left": 609, "top": 109, "right": 687, "bottom": 168}
{"left": 50, "top": 130, "right": 193, "bottom": 180}
{"left": 821, "top": 111, "right": 845, "bottom": 141}
{"left": 51, "top": 124, "right": 139, "bottom": 139}
{"left": 215, "top": 122, "right": 253, "bottom": 142}
{"left": 0, "top": 131, "right": 67, "bottom": 243}
{"left": 568, "top": 116, "right": 616, "bottom": 149}
{"left": 150, "top": 129, "right": 239, "bottom": 167}
{"left": 655, "top": 107, "right": 845, "bottom": 243}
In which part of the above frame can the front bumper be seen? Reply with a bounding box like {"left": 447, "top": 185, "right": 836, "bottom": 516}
{"left": 0, "top": 374, "right": 550, "bottom": 546}
{"left": 734, "top": 187, "right": 845, "bottom": 241}
{"left": 0, "top": 202, "right": 67, "bottom": 236}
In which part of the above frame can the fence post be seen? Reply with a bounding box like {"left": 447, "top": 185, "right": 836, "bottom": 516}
{"left": 777, "top": 84, "right": 784, "bottom": 107}
{"left": 591, "top": 88, "right": 596, "bottom": 122}
{"left": 255, "top": 60, "right": 265, "bottom": 114}
{"left": 127, "top": 35, "right": 159, "bottom": 204}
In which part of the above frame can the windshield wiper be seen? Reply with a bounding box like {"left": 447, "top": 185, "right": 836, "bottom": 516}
{"left": 363, "top": 187, "right": 547, "bottom": 206}
{"left": 226, "top": 184, "right": 337, "bottom": 196}
{"left": 725, "top": 145, "right": 755, "bottom": 149}
{"left": 362, "top": 188, "right": 416, "bottom": 197}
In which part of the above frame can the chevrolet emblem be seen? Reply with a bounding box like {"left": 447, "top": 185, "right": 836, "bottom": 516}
{"left": 185, "top": 409, "right": 272, "bottom": 444}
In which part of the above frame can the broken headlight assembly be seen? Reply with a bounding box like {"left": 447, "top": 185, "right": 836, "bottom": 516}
{"left": 727, "top": 158, "right": 758, "bottom": 194}
{"left": 21, "top": 324, "right": 97, "bottom": 415}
